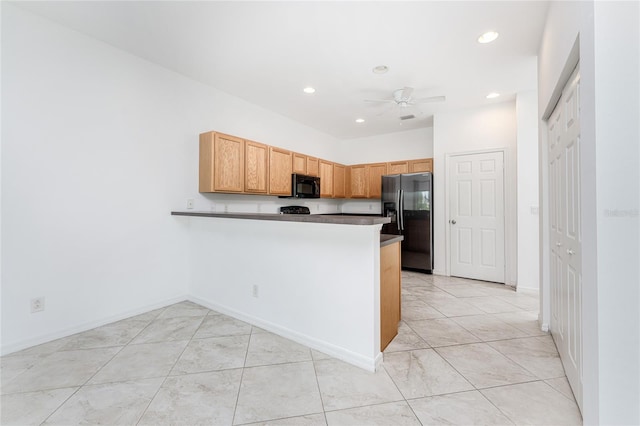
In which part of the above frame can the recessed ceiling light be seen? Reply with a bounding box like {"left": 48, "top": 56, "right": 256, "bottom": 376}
{"left": 355, "top": 118, "right": 365, "bottom": 123}
{"left": 477, "top": 31, "right": 499, "bottom": 44}
{"left": 372, "top": 65, "right": 389, "bottom": 74}
{"left": 486, "top": 92, "right": 501, "bottom": 99}
{"left": 303, "top": 87, "right": 316, "bottom": 94}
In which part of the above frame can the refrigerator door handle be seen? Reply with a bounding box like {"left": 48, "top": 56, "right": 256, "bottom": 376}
{"left": 395, "top": 189, "right": 402, "bottom": 232}
{"left": 399, "top": 189, "right": 405, "bottom": 231}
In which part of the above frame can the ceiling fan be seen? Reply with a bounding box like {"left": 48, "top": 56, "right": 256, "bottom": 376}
{"left": 364, "top": 87, "right": 445, "bottom": 119}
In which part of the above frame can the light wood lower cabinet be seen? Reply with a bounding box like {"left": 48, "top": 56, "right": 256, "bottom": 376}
{"left": 199, "top": 132, "right": 244, "bottom": 193}
{"left": 269, "top": 147, "right": 293, "bottom": 195}
{"left": 319, "top": 160, "right": 334, "bottom": 198}
{"left": 245, "top": 140, "right": 268, "bottom": 193}
{"left": 333, "top": 164, "right": 346, "bottom": 198}
{"left": 380, "top": 240, "right": 401, "bottom": 351}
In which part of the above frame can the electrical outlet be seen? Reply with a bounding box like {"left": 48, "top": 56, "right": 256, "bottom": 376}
{"left": 257, "top": 204, "right": 261, "bottom": 213}
{"left": 31, "top": 297, "right": 45, "bottom": 313}
{"left": 252, "top": 285, "right": 259, "bottom": 298}
{"left": 224, "top": 204, "right": 229, "bottom": 213}
{"left": 186, "top": 199, "right": 194, "bottom": 209}
{"left": 369, "top": 204, "right": 373, "bottom": 210}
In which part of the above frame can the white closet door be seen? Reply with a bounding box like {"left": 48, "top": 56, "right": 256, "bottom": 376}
{"left": 549, "top": 66, "right": 582, "bottom": 411}
{"left": 449, "top": 151, "right": 505, "bottom": 283}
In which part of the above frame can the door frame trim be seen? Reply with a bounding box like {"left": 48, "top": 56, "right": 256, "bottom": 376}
{"left": 444, "top": 148, "right": 511, "bottom": 284}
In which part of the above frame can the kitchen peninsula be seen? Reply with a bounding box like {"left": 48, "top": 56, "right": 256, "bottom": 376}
{"left": 172, "top": 211, "right": 400, "bottom": 371}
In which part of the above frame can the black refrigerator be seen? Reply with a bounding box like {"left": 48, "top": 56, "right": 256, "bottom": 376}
{"left": 381, "top": 173, "right": 433, "bottom": 273}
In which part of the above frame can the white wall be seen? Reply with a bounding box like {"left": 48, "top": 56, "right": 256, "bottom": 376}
{"left": 0, "top": 4, "right": 339, "bottom": 354}
{"left": 336, "top": 127, "right": 433, "bottom": 165}
{"left": 538, "top": 1, "right": 640, "bottom": 423}
{"left": 187, "top": 217, "right": 382, "bottom": 371}
{"left": 592, "top": 2, "right": 639, "bottom": 423}
{"left": 516, "top": 91, "right": 539, "bottom": 292}
{"left": 432, "top": 102, "right": 518, "bottom": 285}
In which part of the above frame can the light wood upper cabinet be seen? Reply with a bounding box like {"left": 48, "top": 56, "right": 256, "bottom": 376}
{"left": 199, "top": 131, "right": 244, "bottom": 193}
{"left": 367, "top": 163, "right": 387, "bottom": 199}
{"left": 292, "top": 153, "right": 307, "bottom": 175}
{"left": 269, "top": 147, "right": 293, "bottom": 196}
{"left": 319, "top": 160, "right": 334, "bottom": 198}
{"left": 307, "top": 157, "right": 319, "bottom": 177}
{"left": 409, "top": 158, "right": 433, "bottom": 173}
{"left": 333, "top": 164, "right": 346, "bottom": 198}
{"left": 348, "top": 165, "right": 368, "bottom": 198}
{"left": 245, "top": 140, "right": 269, "bottom": 193}
{"left": 387, "top": 161, "right": 409, "bottom": 175}
{"left": 200, "top": 129, "right": 434, "bottom": 199}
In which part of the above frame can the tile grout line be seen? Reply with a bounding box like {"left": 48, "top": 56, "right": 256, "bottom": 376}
{"left": 230, "top": 326, "right": 253, "bottom": 426}
{"left": 310, "top": 355, "right": 329, "bottom": 425}
{"left": 36, "top": 306, "right": 170, "bottom": 425}
{"left": 134, "top": 312, "right": 207, "bottom": 425}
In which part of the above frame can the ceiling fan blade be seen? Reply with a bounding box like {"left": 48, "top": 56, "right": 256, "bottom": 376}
{"left": 364, "top": 99, "right": 395, "bottom": 104}
{"left": 412, "top": 95, "right": 446, "bottom": 103}
{"left": 401, "top": 86, "right": 414, "bottom": 100}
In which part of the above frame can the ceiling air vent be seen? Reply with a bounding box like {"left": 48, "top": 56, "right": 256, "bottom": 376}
{"left": 399, "top": 114, "right": 416, "bottom": 121}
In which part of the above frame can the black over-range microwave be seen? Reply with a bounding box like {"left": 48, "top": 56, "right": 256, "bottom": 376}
{"left": 285, "top": 173, "right": 321, "bottom": 198}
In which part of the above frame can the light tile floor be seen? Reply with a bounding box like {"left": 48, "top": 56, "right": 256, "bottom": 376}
{"left": 1, "top": 272, "right": 583, "bottom": 425}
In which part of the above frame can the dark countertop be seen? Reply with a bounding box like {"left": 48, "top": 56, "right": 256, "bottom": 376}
{"left": 171, "top": 211, "right": 391, "bottom": 226}
{"left": 380, "top": 234, "right": 404, "bottom": 247}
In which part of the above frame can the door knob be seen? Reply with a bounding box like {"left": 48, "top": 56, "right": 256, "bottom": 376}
{"left": 450, "top": 220, "right": 457, "bottom": 225}
{"left": 556, "top": 242, "right": 562, "bottom": 247}
{"left": 567, "top": 248, "right": 575, "bottom": 255}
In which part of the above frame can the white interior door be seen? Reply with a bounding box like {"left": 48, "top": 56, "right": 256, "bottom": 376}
{"left": 449, "top": 151, "right": 505, "bottom": 283}
{"left": 549, "top": 66, "right": 582, "bottom": 411}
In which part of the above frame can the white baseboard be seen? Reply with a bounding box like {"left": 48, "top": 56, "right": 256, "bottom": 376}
{"left": 432, "top": 269, "right": 447, "bottom": 276}
{"left": 516, "top": 286, "right": 540, "bottom": 295}
{"left": 3, "top": 293, "right": 381, "bottom": 372}
{"left": 0, "top": 295, "right": 188, "bottom": 356}
{"left": 188, "top": 295, "right": 380, "bottom": 372}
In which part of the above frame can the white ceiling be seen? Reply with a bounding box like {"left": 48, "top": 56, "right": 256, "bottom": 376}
{"left": 13, "top": 1, "right": 549, "bottom": 140}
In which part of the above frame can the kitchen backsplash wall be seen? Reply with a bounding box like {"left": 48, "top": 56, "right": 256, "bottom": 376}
{"left": 198, "top": 193, "right": 342, "bottom": 214}
{"left": 192, "top": 193, "right": 381, "bottom": 215}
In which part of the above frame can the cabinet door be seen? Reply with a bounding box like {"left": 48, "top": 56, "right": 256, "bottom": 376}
{"left": 214, "top": 133, "right": 244, "bottom": 192}
{"left": 333, "top": 164, "right": 346, "bottom": 198}
{"left": 292, "top": 153, "right": 307, "bottom": 175}
{"left": 409, "top": 158, "right": 433, "bottom": 173}
{"left": 387, "top": 161, "right": 409, "bottom": 174}
{"left": 367, "top": 163, "right": 387, "bottom": 199}
{"left": 269, "top": 147, "right": 293, "bottom": 195}
{"left": 245, "top": 140, "right": 269, "bottom": 193}
{"left": 349, "top": 165, "right": 367, "bottom": 198}
{"left": 307, "top": 157, "right": 319, "bottom": 177}
{"left": 199, "top": 132, "right": 215, "bottom": 192}
{"left": 380, "top": 241, "right": 401, "bottom": 350}
{"left": 319, "top": 160, "right": 334, "bottom": 198}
